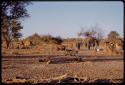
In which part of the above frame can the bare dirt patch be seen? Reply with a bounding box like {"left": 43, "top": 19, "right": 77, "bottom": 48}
{"left": 2, "top": 56, "right": 123, "bottom": 83}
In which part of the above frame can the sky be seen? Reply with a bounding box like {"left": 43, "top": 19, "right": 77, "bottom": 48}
{"left": 21, "top": 1, "right": 123, "bottom": 39}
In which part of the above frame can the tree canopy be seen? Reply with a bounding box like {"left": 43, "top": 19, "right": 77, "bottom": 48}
{"left": 108, "top": 31, "right": 119, "bottom": 39}
{"left": 1, "top": 1, "right": 31, "bottom": 48}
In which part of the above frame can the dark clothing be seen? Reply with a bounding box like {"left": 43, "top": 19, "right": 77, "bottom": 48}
{"left": 76, "top": 43, "right": 80, "bottom": 50}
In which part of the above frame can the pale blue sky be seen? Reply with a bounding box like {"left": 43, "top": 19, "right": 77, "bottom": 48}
{"left": 21, "top": 1, "right": 123, "bottom": 39}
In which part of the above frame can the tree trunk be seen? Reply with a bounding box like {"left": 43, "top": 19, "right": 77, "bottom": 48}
{"left": 3, "top": 33, "right": 11, "bottom": 49}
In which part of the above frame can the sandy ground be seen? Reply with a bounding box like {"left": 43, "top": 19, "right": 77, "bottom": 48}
{"left": 2, "top": 56, "right": 124, "bottom": 83}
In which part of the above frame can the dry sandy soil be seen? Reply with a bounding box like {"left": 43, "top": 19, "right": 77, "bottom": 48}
{"left": 2, "top": 55, "right": 124, "bottom": 84}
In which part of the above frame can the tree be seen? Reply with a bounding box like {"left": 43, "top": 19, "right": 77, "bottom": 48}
{"left": 1, "top": 1, "right": 31, "bottom": 48}
{"left": 107, "top": 31, "right": 120, "bottom": 46}
{"left": 108, "top": 31, "right": 119, "bottom": 40}
{"left": 78, "top": 26, "right": 97, "bottom": 38}
{"left": 91, "top": 25, "right": 104, "bottom": 40}
{"left": 105, "top": 31, "right": 122, "bottom": 54}
{"left": 78, "top": 25, "right": 104, "bottom": 40}
{"left": 78, "top": 26, "right": 101, "bottom": 50}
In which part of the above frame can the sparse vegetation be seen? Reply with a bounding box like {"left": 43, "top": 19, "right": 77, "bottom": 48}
{"left": 2, "top": 30, "right": 123, "bottom": 56}
{"left": 1, "top": 2, "right": 123, "bottom": 84}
